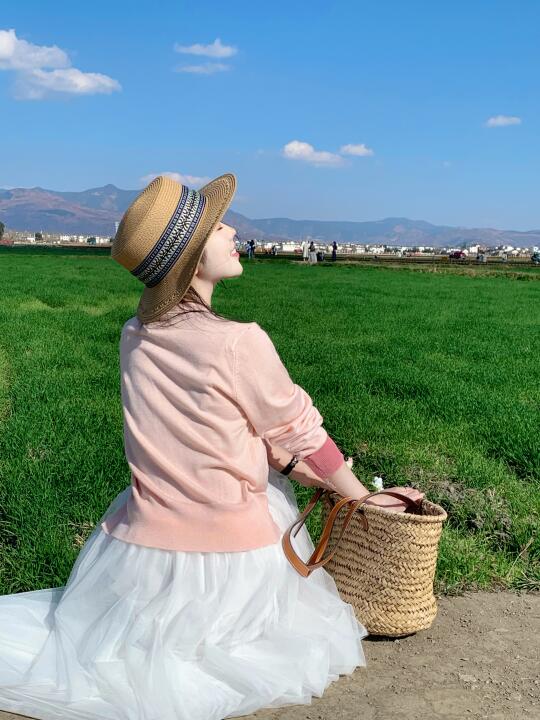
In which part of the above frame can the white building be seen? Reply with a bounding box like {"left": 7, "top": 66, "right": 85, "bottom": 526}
{"left": 367, "top": 245, "right": 385, "bottom": 254}
{"left": 281, "top": 241, "right": 297, "bottom": 252}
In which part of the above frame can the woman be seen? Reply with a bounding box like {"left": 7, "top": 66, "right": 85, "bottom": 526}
{"left": 308, "top": 240, "right": 317, "bottom": 265}
{"left": 301, "top": 238, "right": 309, "bottom": 262}
{"left": 0, "top": 173, "right": 423, "bottom": 720}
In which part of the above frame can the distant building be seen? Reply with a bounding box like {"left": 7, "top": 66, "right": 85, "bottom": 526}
{"left": 281, "top": 241, "right": 297, "bottom": 252}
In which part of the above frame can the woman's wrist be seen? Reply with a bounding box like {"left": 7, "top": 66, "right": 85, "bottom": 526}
{"left": 264, "top": 441, "right": 292, "bottom": 471}
{"left": 323, "top": 461, "right": 371, "bottom": 500}
{"left": 264, "top": 441, "right": 371, "bottom": 500}
{"left": 264, "top": 441, "right": 321, "bottom": 484}
{"left": 280, "top": 454, "right": 300, "bottom": 476}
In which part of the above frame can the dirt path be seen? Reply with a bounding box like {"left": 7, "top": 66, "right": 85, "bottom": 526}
{"left": 1, "top": 591, "right": 538, "bottom": 720}
{"left": 247, "top": 591, "right": 540, "bottom": 720}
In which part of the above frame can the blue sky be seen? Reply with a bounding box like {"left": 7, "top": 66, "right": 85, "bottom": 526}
{"left": 1, "top": 1, "right": 539, "bottom": 229}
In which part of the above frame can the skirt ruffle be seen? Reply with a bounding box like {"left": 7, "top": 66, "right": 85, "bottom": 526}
{"left": 0, "top": 467, "right": 367, "bottom": 720}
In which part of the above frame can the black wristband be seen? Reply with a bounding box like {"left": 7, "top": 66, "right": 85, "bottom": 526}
{"left": 280, "top": 454, "right": 300, "bottom": 476}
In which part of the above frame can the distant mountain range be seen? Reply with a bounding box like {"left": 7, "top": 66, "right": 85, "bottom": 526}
{"left": 1, "top": 184, "right": 539, "bottom": 248}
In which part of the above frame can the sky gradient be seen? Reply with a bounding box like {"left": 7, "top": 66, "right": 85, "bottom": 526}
{"left": 1, "top": 0, "right": 539, "bottom": 230}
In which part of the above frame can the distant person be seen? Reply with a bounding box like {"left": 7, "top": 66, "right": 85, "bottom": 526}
{"left": 308, "top": 241, "right": 317, "bottom": 265}
{"left": 271, "top": 244, "right": 277, "bottom": 256}
{"left": 332, "top": 241, "right": 337, "bottom": 261}
{"left": 301, "top": 239, "right": 309, "bottom": 263}
{"left": 245, "top": 240, "right": 252, "bottom": 259}
{"left": 249, "top": 238, "right": 256, "bottom": 259}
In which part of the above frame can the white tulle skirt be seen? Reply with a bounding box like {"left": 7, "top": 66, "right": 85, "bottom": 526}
{"left": 0, "top": 468, "right": 367, "bottom": 720}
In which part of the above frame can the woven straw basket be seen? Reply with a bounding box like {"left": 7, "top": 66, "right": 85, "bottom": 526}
{"left": 321, "top": 489, "right": 447, "bottom": 637}
{"left": 282, "top": 487, "right": 447, "bottom": 638}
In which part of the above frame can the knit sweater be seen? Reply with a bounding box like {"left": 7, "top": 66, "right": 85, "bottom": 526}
{"left": 100, "top": 309, "right": 345, "bottom": 552}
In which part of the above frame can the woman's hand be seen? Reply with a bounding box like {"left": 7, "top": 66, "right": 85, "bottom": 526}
{"left": 360, "top": 486, "right": 424, "bottom": 513}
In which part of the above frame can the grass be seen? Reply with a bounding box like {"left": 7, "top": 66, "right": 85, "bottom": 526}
{"left": 0, "top": 246, "right": 538, "bottom": 596}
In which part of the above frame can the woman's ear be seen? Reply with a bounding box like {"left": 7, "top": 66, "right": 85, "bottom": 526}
{"left": 194, "top": 252, "right": 204, "bottom": 277}
{"left": 197, "top": 247, "right": 207, "bottom": 274}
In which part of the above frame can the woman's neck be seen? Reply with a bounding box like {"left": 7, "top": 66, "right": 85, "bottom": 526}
{"left": 189, "top": 276, "right": 214, "bottom": 307}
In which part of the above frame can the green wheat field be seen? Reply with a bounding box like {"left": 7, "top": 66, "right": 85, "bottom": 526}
{"left": 0, "top": 246, "right": 538, "bottom": 596}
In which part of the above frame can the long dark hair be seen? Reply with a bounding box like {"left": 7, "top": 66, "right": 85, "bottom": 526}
{"left": 146, "top": 284, "right": 225, "bottom": 327}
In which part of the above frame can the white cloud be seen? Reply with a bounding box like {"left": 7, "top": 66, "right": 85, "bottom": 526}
{"left": 282, "top": 140, "right": 345, "bottom": 167}
{"left": 0, "top": 28, "right": 120, "bottom": 100}
{"left": 281, "top": 140, "right": 376, "bottom": 167}
{"left": 0, "top": 28, "right": 69, "bottom": 70}
{"left": 339, "top": 143, "right": 374, "bottom": 157}
{"left": 485, "top": 115, "right": 522, "bottom": 127}
{"left": 174, "top": 62, "right": 230, "bottom": 75}
{"left": 140, "top": 172, "right": 212, "bottom": 188}
{"left": 174, "top": 38, "right": 237, "bottom": 58}
{"left": 15, "top": 67, "right": 121, "bottom": 99}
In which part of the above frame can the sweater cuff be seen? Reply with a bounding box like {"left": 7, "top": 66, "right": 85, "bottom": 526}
{"left": 302, "top": 436, "right": 345, "bottom": 479}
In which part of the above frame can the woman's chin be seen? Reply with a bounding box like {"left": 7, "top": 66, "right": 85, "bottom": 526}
{"left": 221, "top": 264, "right": 243, "bottom": 281}
{"left": 232, "top": 261, "right": 243, "bottom": 276}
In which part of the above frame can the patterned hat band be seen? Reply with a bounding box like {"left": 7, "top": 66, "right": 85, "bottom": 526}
{"left": 130, "top": 185, "right": 207, "bottom": 288}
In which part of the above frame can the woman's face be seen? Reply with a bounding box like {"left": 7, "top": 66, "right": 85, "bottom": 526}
{"left": 195, "top": 221, "right": 243, "bottom": 284}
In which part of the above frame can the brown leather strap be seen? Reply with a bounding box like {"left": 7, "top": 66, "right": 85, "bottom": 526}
{"left": 282, "top": 488, "right": 423, "bottom": 577}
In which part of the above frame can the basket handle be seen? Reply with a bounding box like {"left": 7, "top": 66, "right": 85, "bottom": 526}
{"left": 282, "top": 487, "right": 423, "bottom": 577}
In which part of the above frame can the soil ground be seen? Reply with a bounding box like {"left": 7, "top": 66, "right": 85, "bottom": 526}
{"left": 1, "top": 591, "right": 538, "bottom": 720}
{"left": 247, "top": 591, "right": 540, "bottom": 720}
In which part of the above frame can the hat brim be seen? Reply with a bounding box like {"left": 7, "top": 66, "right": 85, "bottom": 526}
{"left": 136, "top": 173, "right": 237, "bottom": 324}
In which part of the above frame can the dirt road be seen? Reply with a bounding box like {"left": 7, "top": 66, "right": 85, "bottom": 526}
{"left": 1, "top": 591, "right": 538, "bottom": 720}
{"left": 246, "top": 591, "right": 540, "bottom": 720}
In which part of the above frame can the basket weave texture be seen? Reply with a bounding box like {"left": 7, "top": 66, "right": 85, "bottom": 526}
{"left": 321, "top": 491, "right": 447, "bottom": 637}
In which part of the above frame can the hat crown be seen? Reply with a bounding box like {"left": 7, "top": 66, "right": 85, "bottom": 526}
{"left": 112, "top": 175, "right": 184, "bottom": 271}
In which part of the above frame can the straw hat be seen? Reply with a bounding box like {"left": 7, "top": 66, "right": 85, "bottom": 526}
{"left": 112, "top": 172, "right": 237, "bottom": 323}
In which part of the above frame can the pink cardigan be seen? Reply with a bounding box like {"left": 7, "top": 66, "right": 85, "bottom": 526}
{"left": 100, "top": 310, "right": 345, "bottom": 552}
